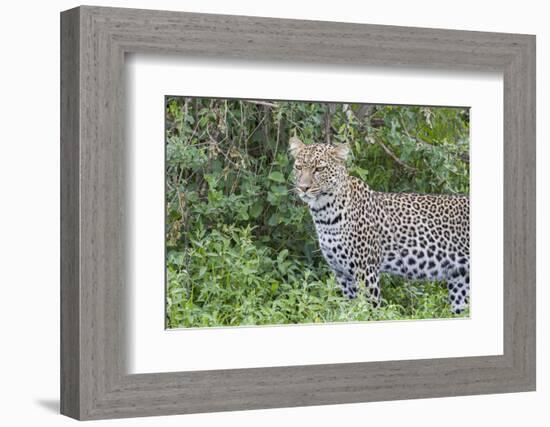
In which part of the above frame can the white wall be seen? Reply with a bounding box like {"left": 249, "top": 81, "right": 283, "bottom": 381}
{"left": 0, "top": 0, "right": 546, "bottom": 426}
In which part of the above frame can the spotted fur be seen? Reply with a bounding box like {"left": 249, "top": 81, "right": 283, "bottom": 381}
{"left": 289, "top": 137, "right": 470, "bottom": 314}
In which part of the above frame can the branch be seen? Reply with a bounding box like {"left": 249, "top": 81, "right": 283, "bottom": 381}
{"left": 375, "top": 138, "right": 417, "bottom": 173}
{"left": 348, "top": 105, "right": 417, "bottom": 173}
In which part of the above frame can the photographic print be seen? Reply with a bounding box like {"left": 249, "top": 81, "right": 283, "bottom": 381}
{"left": 60, "top": 8, "right": 535, "bottom": 418}
{"left": 165, "top": 98, "right": 470, "bottom": 329}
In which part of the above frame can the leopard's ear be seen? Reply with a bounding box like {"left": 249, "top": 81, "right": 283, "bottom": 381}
{"left": 288, "top": 134, "right": 305, "bottom": 158}
{"left": 332, "top": 143, "right": 350, "bottom": 162}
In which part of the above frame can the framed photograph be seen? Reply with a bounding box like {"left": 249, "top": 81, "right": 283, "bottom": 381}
{"left": 61, "top": 5, "right": 536, "bottom": 420}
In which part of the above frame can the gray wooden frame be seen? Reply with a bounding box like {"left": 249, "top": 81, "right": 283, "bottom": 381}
{"left": 60, "top": 5, "right": 536, "bottom": 421}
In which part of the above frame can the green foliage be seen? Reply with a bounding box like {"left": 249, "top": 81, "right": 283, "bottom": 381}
{"left": 165, "top": 98, "right": 470, "bottom": 328}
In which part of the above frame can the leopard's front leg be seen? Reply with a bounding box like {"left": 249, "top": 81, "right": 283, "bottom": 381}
{"left": 333, "top": 261, "right": 381, "bottom": 307}
{"left": 351, "top": 231, "right": 382, "bottom": 307}
{"left": 355, "top": 265, "right": 381, "bottom": 308}
{"left": 334, "top": 270, "right": 359, "bottom": 299}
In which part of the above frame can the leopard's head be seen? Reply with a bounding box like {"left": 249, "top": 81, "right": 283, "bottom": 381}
{"left": 288, "top": 135, "right": 350, "bottom": 203}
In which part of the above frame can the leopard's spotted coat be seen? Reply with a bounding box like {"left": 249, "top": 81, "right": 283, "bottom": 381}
{"left": 289, "top": 137, "right": 470, "bottom": 314}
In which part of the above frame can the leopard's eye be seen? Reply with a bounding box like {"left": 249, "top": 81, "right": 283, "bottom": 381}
{"left": 294, "top": 164, "right": 302, "bottom": 170}
{"left": 315, "top": 166, "right": 326, "bottom": 173}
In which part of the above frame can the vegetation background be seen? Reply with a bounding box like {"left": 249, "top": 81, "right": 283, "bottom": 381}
{"left": 165, "top": 98, "right": 470, "bottom": 328}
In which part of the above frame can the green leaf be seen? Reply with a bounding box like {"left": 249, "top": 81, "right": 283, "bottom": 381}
{"left": 277, "top": 249, "right": 289, "bottom": 265}
{"left": 270, "top": 185, "right": 288, "bottom": 196}
{"left": 268, "top": 171, "right": 286, "bottom": 183}
{"left": 268, "top": 214, "right": 280, "bottom": 226}
{"left": 249, "top": 202, "right": 264, "bottom": 219}
{"left": 198, "top": 266, "right": 207, "bottom": 277}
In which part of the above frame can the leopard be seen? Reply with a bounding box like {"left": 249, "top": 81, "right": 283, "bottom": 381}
{"left": 289, "top": 136, "right": 470, "bottom": 314}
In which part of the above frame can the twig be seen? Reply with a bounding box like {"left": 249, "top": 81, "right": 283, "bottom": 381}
{"left": 205, "top": 126, "right": 240, "bottom": 169}
{"left": 242, "top": 100, "right": 278, "bottom": 108}
{"left": 245, "top": 116, "right": 267, "bottom": 145}
{"left": 324, "top": 103, "right": 334, "bottom": 144}
{"left": 268, "top": 115, "right": 282, "bottom": 177}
